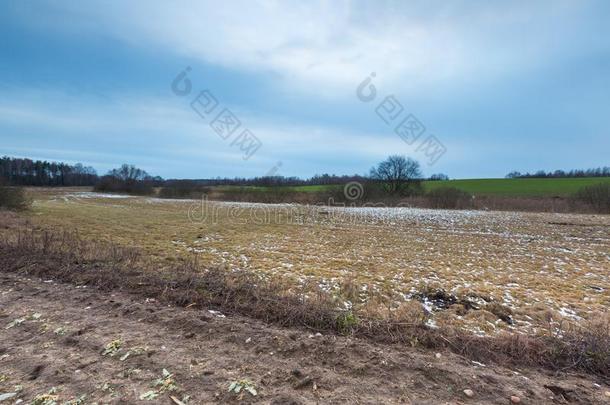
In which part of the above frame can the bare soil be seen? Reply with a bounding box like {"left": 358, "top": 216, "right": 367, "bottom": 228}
{"left": 1, "top": 273, "right": 608, "bottom": 404}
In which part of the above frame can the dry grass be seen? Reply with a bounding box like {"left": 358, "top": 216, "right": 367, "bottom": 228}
{"left": 573, "top": 182, "right": 610, "bottom": 214}
{"left": 1, "top": 213, "right": 608, "bottom": 377}
{"left": 0, "top": 183, "right": 30, "bottom": 211}
{"left": 22, "top": 189, "right": 610, "bottom": 339}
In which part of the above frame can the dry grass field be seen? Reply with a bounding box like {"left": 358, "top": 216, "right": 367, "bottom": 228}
{"left": 2, "top": 187, "right": 609, "bottom": 403}
{"left": 25, "top": 188, "right": 610, "bottom": 337}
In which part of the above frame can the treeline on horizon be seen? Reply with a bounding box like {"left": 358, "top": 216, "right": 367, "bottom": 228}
{"left": 0, "top": 156, "right": 98, "bottom": 186}
{"left": 0, "top": 156, "right": 434, "bottom": 188}
{"left": 1, "top": 156, "right": 609, "bottom": 188}
{"left": 506, "top": 167, "right": 610, "bottom": 179}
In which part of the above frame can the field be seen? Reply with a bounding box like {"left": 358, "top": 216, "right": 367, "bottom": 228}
{"left": 423, "top": 177, "right": 610, "bottom": 197}
{"left": 209, "top": 177, "right": 610, "bottom": 198}
{"left": 25, "top": 189, "right": 610, "bottom": 336}
{"left": 1, "top": 188, "right": 609, "bottom": 403}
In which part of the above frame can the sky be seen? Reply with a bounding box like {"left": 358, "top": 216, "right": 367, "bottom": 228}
{"left": 0, "top": 0, "right": 608, "bottom": 179}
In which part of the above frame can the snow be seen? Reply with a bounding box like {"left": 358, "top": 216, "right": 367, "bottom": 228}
{"left": 65, "top": 192, "right": 134, "bottom": 199}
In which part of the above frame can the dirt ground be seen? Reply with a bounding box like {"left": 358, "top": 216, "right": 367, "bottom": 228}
{"left": 1, "top": 272, "right": 608, "bottom": 404}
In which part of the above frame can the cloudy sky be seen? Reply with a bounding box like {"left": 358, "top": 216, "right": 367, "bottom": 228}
{"left": 1, "top": 0, "right": 608, "bottom": 179}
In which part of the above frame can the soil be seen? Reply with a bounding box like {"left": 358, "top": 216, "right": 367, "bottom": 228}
{"left": 0, "top": 272, "right": 608, "bottom": 404}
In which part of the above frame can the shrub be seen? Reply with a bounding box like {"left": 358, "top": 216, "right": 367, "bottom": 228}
{"left": 429, "top": 173, "right": 449, "bottom": 181}
{"left": 0, "top": 180, "right": 30, "bottom": 211}
{"left": 573, "top": 183, "right": 610, "bottom": 214}
{"left": 94, "top": 176, "right": 154, "bottom": 196}
{"left": 93, "top": 164, "right": 156, "bottom": 196}
{"left": 158, "top": 181, "right": 210, "bottom": 199}
{"left": 426, "top": 186, "right": 473, "bottom": 209}
{"left": 336, "top": 311, "right": 359, "bottom": 332}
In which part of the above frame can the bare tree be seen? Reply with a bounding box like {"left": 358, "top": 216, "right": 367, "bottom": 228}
{"left": 108, "top": 164, "right": 151, "bottom": 182}
{"left": 370, "top": 155, "right": 422, "bottom": 195}
{"left": 94, "top": 164, "right": 155, "bottom": 195}
{"left": 429, "top": 173, "right": 449, "bottom": 181}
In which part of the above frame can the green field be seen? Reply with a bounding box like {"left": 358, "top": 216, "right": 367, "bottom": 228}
{"left": 422, "top": 177, "right": 610, "bottom": 197}
{"left": 215, "top": 177, "right": 610, "bottom": 197}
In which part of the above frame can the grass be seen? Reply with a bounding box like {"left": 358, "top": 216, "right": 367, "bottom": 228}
{"left": 211, "top": 177, "right": 610, "bottom": 197}
{"left": 1, "top": 210, "right": 608, "bottom": 377}
{"left": 21, "top": 188, "right": 610, "bottom": 340}
{"left": 425, "top": 177, "right": 610, "bottom": 197}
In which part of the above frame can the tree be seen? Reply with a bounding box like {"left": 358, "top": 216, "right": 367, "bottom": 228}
{"left": 429, "top": 173, "right": 449, "bottom": 181}
{"left": 369, "top": 155, "right": 422, "bottom": 195}
{"left": 94, "top": 164, "right": 155, "bottom": 195}
{"left": 107, "top": 164, "right": 151, "bottom": 182}
{"left": 0, "top": 156, "right": 98, "bottom": 186}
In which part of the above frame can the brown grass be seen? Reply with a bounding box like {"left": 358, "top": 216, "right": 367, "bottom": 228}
{"left": 0, "top": 183, "right": 30, "bottom": 211}
{"left": 573, "top": 182, "right": 610, "bottom": 214}
{"left": 23, "top": 191, "right": 610, "bottom": 336}
{"left": 425, "top": 187, "right": 474, "bottom": 209}
{"left": 0, "top": 216, "right": 608, "bottom": 378}
{"left": 189, "top": 186, "right": 591, "bottom": 213}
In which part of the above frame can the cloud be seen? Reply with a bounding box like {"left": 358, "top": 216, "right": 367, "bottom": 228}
{"left": 0, "top": 89, "right": 420, "bottom": 177}
{"left": 16, "top": 0, "right": 597, "bottom": 98}
{"left": 4, "top": 1, "right": 608, "bottom": 178}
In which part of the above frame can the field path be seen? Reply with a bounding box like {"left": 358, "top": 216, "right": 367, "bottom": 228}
{"left": 1, "top": 272, "right": 608, "bottom": 404}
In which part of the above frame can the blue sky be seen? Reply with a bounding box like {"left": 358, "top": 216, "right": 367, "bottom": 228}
{"left": 0, "top": 0, "right": 608, "bottom": 179}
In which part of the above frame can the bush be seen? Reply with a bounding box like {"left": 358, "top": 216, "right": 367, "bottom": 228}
{"left": 429, "top": 173, "right": 449, "bottom": 181}
{"left": 573, "top": 183, "right": 610, "bottom": 214}
{"left": 94, "top": 176, "right": 154, "bottom": 196}
{"left": 158, "top": 181, "right": 210, "bottom": 199}
{"left": 93, "top": 164, "right": 156, "bottom": 196}
{"left": 426, "top": 186, "right": 473, "bottom": 209}
{"left": 0, "top": 180, "right": 30, "bottom": 211}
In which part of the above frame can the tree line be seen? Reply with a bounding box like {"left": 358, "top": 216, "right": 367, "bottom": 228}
{"left": 0, "top": 156, "right": 98, "bottom": 186}
{"left": 506, "top": 167, "right": 610, "bottom": 179}
{"left": 184, "top": 174, "right": 369, "bottom": 187}
{"left": 94, "top": 164, "right": 164, "bottom": 195}
{"left": 4, "top": 154, "right": 607, "bottom": 193}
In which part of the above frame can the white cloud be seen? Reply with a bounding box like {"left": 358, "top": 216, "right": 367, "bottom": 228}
{"left": 6, "top": 1, "right": 607, "bottom": 178}
{"left": 22, "top": 0, "right": 591, "bottom": 98}
{"left": 0, "top": 89, "right": 418, "bottom": 177}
